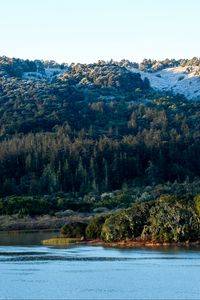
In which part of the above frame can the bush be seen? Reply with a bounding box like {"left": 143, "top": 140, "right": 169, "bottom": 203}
{"left": 101, "top": 202, "right": 151, "bottom": 242}
{"left": 101, "top": 212, "right": 132, "bottom": 242}
{"left": 95, "top": 193, "right": 131, "bottom": 209}
{"left": 60, "top": 222, "right": 87, "bottom": 238}
{"left": 143, "top": 197, "right": 200, "bottom": 242}
{"left": 86, "top": 215, "right": 108, "bottom": 239}
{"left": 194, "top": 194, "right": 200, "bottom": 216}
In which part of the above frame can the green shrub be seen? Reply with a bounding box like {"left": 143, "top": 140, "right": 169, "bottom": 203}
{"left": 101, "top": 202, "right": 151, "bottom": 242}
{"left": 95, "top": 193, "right": 131, "bottom": 209}
{"left": 143, "top": 197, "right": 200, "bottom": 242}
{"left": 101, "top": 212, "right": 131, "bottom": 242}
{"left": 60, "top": 222, "right": 87, "bottom": 238}
{"left": 86, "top": 215, "right": 108, "bottom": 239}
{"left": 194, "top": 194, "right": 200, "bottom": 216}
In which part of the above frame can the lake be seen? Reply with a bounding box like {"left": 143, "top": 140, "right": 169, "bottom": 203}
{"left": 0, "top": 231, "right": 200, "bottom": 299}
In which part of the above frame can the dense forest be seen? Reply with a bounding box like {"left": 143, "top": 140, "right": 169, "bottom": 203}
{"left": 0, "top": 56, "right": 200, "bottom": 225}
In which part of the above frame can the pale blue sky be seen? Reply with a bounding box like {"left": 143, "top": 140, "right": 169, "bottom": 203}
{"left": 0, "top": 0, "right": 199, "bottom": 63}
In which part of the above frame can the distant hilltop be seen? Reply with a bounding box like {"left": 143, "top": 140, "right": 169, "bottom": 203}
{"left": 0, "top": 56, "right": 200, "bottom": 100}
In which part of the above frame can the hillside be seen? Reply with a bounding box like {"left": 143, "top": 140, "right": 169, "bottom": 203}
{"left": 0, "top": 56, "right": 200, "bottom": 214}
{"left": 1, "top": 56, "right": 200, "bottom": 101}
{"left": 129, "top": 65, "right": 200, "bottom": 100}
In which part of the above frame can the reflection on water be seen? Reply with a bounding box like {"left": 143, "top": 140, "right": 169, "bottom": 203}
{"left": 0, "top": 230, "right": 59, "bottom": 246}
{"left": 0, "top": 231, "right": 200, "bottom": 299}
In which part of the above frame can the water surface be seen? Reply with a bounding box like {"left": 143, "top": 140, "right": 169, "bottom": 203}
{"left": 0, "top": 230, "right": 59, "bottom": 246}
{"left": 0, "top": 231, "right": 200, "bottom": 299}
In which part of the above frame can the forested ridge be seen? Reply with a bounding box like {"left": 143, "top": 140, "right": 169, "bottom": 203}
{"left": 0, "top": 56, "right": 200, "bottom": 226}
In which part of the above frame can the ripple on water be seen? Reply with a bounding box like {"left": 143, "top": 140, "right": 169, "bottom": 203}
{"left": 0, "top": 245, "right": 200, "bottom": 299}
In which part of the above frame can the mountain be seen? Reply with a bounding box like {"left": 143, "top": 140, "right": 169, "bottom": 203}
{"left": 0, "top": 56, "right": 150, "bottom": 136}
{"left": 0, "top": 55, "right": 200, "bottom": 200}
{"left": 1, "top": 56, "right": 200, "bottom": 100}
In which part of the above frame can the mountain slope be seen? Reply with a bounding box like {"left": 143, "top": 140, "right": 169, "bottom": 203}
{"left": 0, "top": 56, "right": 200, "bottom": 198}
{"left": 128, "top": 65, "right": 200, "bottom": 100}
{"left": 1, "top": 56, "right": 200, "bottom": 100}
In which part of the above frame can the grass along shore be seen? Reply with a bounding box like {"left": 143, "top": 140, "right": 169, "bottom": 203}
{"left": 41, "top": 236, "right": 200, "bottom": 248}
{"left": 42, "top": 237, "right": 82, "bottom": 245}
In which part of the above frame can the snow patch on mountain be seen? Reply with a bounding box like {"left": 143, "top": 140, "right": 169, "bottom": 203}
{"left": 44, "top": 67, "right": 66, "bottom": 80}
{"left": 22, "top": 67, "right": 67, "bottom": 82}
{"left": 128, "top": 66, "right": 200, "bottom": 100}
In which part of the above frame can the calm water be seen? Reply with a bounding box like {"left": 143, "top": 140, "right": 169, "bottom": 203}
{"left": 0, "top": 232, "right": 200, "bottom": 299}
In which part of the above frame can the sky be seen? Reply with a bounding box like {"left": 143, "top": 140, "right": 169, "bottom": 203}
{"left": 0, "top": 0, "right": 200, "bottom": 63}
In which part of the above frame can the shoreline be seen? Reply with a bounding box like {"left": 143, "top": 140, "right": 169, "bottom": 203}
{"left": 0, "top": 214, "right": 199, "bottom": 249}
{"left": 0, "top": 229, "right": 200, "bottom": 248}
{"left": 79, "top": 239, "right": 200, "bottom": 248}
